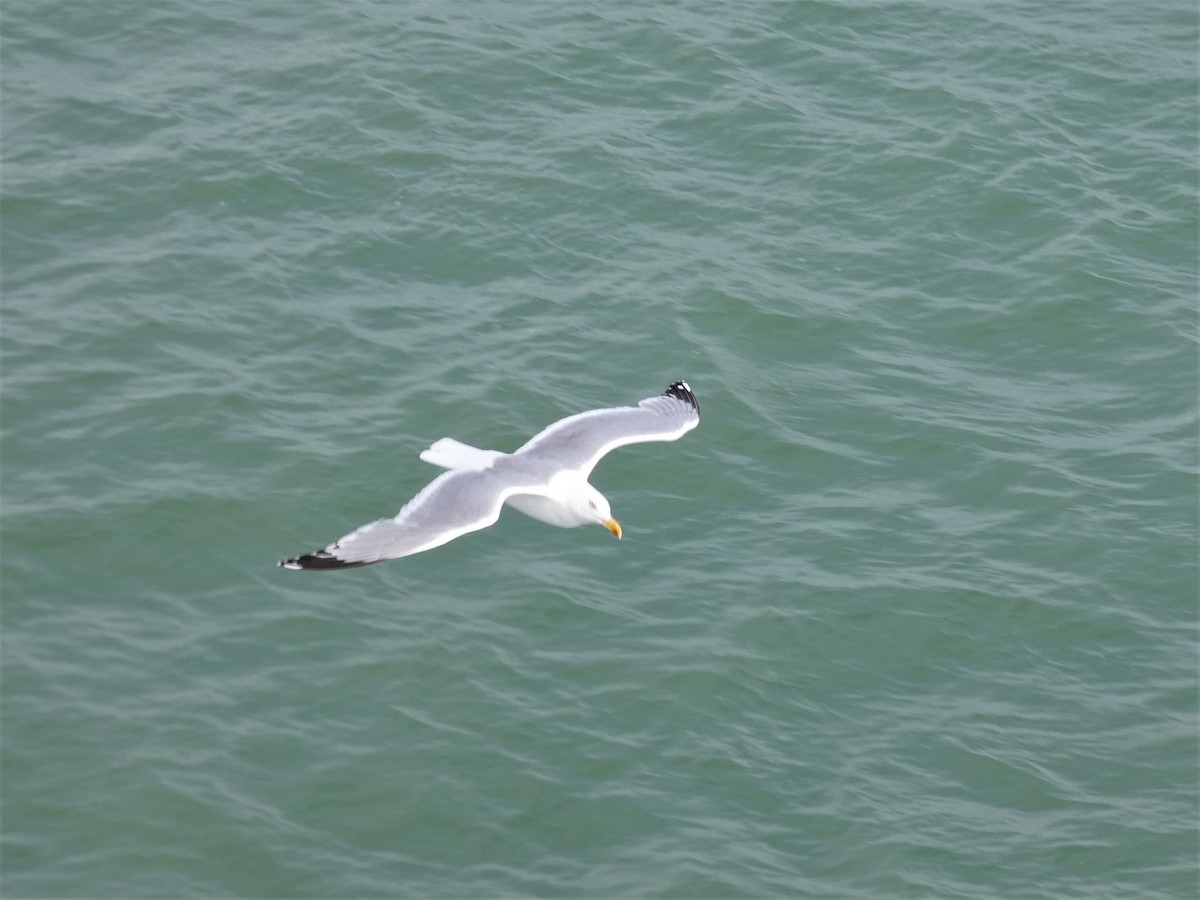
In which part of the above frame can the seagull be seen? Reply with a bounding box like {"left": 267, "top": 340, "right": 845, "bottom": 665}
{"left": 279, "top": 380, "right": 700, "bottom": 570}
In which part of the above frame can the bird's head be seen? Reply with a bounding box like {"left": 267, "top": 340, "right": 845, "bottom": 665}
{"left": 581, "top": 485, "right": 622, "bottom": 539}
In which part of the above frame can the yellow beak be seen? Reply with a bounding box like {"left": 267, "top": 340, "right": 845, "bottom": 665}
{"left": 603, "top": 518, "right": 622, "bottom": 540}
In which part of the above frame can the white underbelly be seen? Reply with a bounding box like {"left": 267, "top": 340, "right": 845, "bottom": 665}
{"left": 505, "top": 493, "right": 583, "bottom": 528}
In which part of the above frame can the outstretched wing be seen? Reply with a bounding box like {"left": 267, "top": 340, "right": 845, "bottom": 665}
{"left": 514, "top": 380, "right": 700, "bottom": 478}
{"left": 279, "top": 464, "right": 552, "bottom": 570}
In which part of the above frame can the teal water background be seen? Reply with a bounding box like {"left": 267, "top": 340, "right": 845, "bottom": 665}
{"left": 3, "top": 1, "right": 1197, "bottom": 897}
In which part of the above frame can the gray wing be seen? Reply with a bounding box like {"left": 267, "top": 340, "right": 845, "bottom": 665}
{"left": 279, "top": 463, "right": 552, "bottom": 570}
{"left": 514, "top": 380, "right": 700, "bottom": 477}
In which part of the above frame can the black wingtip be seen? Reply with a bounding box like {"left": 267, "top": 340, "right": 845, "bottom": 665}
{"left": 278, "top": 551, "right": 377, "bottom": 571}
{"left": 664, "top": 379, "right": 699, "bottom": 413}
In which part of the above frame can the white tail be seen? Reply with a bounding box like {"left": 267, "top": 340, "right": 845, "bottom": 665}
{"left": 419, "top": 437, "right": 504, "bottom": 470}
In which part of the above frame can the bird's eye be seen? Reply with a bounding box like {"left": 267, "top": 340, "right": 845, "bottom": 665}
{"left": 588, "top": 500, "right": 596, "bottom": 510}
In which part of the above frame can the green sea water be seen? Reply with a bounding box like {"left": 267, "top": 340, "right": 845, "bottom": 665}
{"left": 2, "top": 1, "right": 1197, "bottom": 897}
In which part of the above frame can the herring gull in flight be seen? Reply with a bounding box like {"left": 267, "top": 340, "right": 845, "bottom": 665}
{"left": 279, "top": 380, "right": 700, "bottom": 570}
